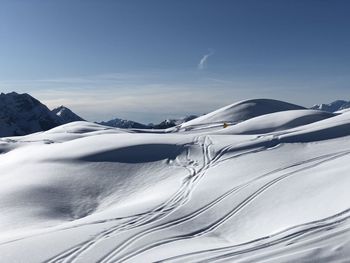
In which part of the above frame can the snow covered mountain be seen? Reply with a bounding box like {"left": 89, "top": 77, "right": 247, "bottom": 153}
{"left": 311, "top": 99, "right": 350, "bottom": 112}
{"left": 0, "top": 92, "right": 197, "bottom": 136}
{"left": 0, "top": 92, "right": 85, "bottom": 137}
{"left": 52, "top": 105, "right": 85, "bottom": 124}
{"left": 150, "top": 115, "right": 198, "bottom": 129}
{"left": 98, "top": 118, "right": 149, "bottom": 129}
{"left": 1, "top": 98, "right": 350, "bottom": 262}
{"left": 99, "top": 115, "right": 198, "bottom": 129}
{"left": 0, "top": 92, "right": 62, "bottom": 137}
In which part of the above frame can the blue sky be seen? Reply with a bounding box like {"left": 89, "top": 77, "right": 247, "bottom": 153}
{"left": 0, "top": 0, "right": 349, "bottom": 122}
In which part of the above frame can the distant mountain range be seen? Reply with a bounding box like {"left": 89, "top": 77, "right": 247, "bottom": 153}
{"left": 148, "top": 115, "right": 198, "bottom": 129}
{"left": 311, "top": 100, "right": 350, "bottom": 112}
{"left": 0, "top": 92, "right": 198, "bottom": 136}
{"left": 97, "top": 115, "right": 198, "bottom": 130}
{"left": 0, "top": 92, "right": 349, "bottom": 137}
{"left": 98, "top": 118, "right": 149, "bottom": 129}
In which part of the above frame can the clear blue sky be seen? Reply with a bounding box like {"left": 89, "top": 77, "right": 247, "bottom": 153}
{"left": 1, "top": 0, "right": 349, "bottom": 122}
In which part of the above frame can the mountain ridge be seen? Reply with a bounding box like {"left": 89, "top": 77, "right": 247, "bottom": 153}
{"left": 311, "top": 100, "right": 350, "bottom": 112}
{"left": 52, "top": 105, "right": 85, "bottom": 124}
{"left": 0, "top": 92, "right": 85, "bottom": 137}
{"left": 1, "top": 92, "right": 349, "bottom": 137}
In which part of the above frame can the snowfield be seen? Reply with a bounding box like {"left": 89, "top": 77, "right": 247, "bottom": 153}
{"left": 1, "top": 99, "right": 350, "bottom": 263}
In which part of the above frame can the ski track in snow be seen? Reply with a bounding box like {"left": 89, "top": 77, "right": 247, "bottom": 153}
{"left": 107, "top": 150, "right": 350, "bottom": 263}
{"left": 40, "top": 133, "right": 350, "bottom": 263}
{"left": 44, "top": 135, "right": 273, "bottom": 263}
{"left": 45, "top": 135, "right": 214, "bottom": 263}
{"left": 161, "top": 208, "right": 350, "bottom": 263}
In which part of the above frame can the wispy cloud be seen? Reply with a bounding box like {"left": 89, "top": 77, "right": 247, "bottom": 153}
{"left": 198, "top": 49, "right": 215, "bottom": 70}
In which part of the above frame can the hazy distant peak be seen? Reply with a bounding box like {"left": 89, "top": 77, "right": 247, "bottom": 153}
{"left": 311, "top": 100, "right": 350, "bottom": 112}
{"left": 51, "top": 105, "right": 85, "bottom": 123}
{"left": 98, "top": 118, "right": 148, "bottom": 129}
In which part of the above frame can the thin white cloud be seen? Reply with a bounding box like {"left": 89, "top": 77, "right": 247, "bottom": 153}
{"left": 198, "top": 50, "right": 215, "bottom": 70}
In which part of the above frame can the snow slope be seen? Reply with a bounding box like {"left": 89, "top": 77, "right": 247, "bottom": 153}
{"left": 179, "top": 99, "right": 304, "bottom": 131}
{"left": 218, "top": 109, "right": 335, "bottom": 135}
{"left": 0, "top": 99, "right": 350, "bottom": 262}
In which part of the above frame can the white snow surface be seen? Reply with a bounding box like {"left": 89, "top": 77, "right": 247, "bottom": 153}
{"left": 179, "top": 99, "right": 304, "bottom": 130}
{"left": 1, "top": 99, "right": 350, "bottom": 263}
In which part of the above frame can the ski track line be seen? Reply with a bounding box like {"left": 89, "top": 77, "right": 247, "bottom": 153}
{"left": 98, "top": 141, "right": 300, "bottom": 262}
{"left": 108, "top": 150, "right": 350, "bottom": 263}
{"left": 97, "top": 138, "right": 281, "bottom": 262}
{"left": 1, "top": 136, "right": 344, "bottom": 263}
{"left": 201, "top": 209, "right": 350, "bottom": 263}
{"left": 49, "top": 138, "right": 345, "bottom": 263}
{"left": 99, "top": 149, "right": 342, "bottom": 262}
{"left": 101, "top": 150, "right": 350, "bottom": 263}
{"left": 161, "top": 208, "right": 350, "bottom": 263}
{"left": 45, "top": 136, "right": 212, "bottom": 263}
{"left": 32, "top": 136, "right": 349, "bottom": 263}
{"left": 114, "top": 151, "right": 350, "bottom": 263}
{"left": 47, "top": 135, "right": 251, "bottom": 263}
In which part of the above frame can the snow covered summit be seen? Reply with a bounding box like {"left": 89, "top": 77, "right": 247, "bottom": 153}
{"left": 52, "top": 105, "right": 85, "bottom": 124}
{"left": 0, "top": 92, "right": 61, "bottom": 137}
{"left": 0, "top": 92, "right": 85, "bottom": 137}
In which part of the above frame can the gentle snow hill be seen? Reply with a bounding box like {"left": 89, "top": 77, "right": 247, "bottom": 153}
{"left": 277, "top": 110, "right": 350, "bottom": 143}
{"left": 219, "top": 110, "right": 350, "bottom": 143}
{"left": 6, "top": 121, "right": 131, "bottom": 145}
{"left": 179, "top": 98, "right": 305, "bottom": 131}
{"left": 46, "top": 121, "right": 120, "bottom": 134}
{"left": 1, "top": 100, "right": 350, "bottom": 262}
{"left": 218, "top": 109, "right": 335, "bottom": 135}
{"left": 52, "top": 105, "right": 85, "bottom": 124}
